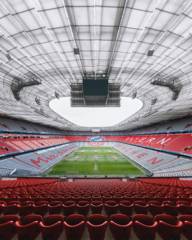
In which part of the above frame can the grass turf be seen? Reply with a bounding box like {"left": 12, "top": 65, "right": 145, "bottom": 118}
{"left": 46, "top": 146, "right": 144, "bottom": 176}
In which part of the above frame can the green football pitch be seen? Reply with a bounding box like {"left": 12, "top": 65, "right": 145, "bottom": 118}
{"left": 46, "top": 146, "right": 145, "bottom": 176}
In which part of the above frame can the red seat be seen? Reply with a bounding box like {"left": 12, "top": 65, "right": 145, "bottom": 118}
{"left": 113, "top": 194, "right": 124, "bottom": 203}
{"left": 24, "top": 200, "right": 34, "bottom": 205}
{"left": 87, "top": 214, "right": 108, "bottom": 240}
{"left": 154, "top": 214, "right": 182, "bottom": 240}
{"left": 178, "top": 215, "right": 192, "bottom": 240}
{"left": 33, "top": 204, "right": 48, "bottom": 216}
{"left": 149, "top": 203, "right": 163, "bottom": 215}
{"left": 21, "top": 214, "right": 43, "bottom": 224}
{"left": 0, "top": 221, "right": 16, "bottom": 240}
{"left": 0, "top": 200, "right": 7, "bottom": 206}
{"left": 104, "top": 200, "right": 118, "bottom": 215}
{"left": 43, "top": 214, "right": 65, "bottom": 224}
{"left": 181, "top": 220, "right": 192, "bottom": 240}
{"left": 154, "top": 213, "right": 177, "bottom": 223}
{"left": 133, "top": 214, "right": 157, "bottom": 240}
{"left": 63, "top": 201, "right": 76, "bottom": 216}
{"left": 76, "top": 201, "right": 90, "bottom": 215}
{"left": 0, "top": 214, "right": 19, "bottom": 223}
{"left": 48, "top": 203, "right": 63, "bottom": 214}
{"left": 92, "top": 195, "right": 102, "bottom": 201}
{"left": 64, "top": 214, "right": 85, "bottom": 240}
{"left": 3, "top": 204, "right": 19, "bottom": 215}
{"left": 16, "top": 220, "right": 40, "bottom": 240}
{"left": 90, "top": 201, "right": 103, "bottom": 214}
{"left": 18, "top": 205, "right": 34, "bottom": 216}
{"left": 35, "top": 201, "right": 49, "bottom": 206}
{"left": 134, "top": 201, "right": 149, "bottom": 214}
{"left": 157, "top": 220, "right": 182, "bottom": 240}
{"left": 8, "top": 201, "right": 20, "bottom": 205}
{"left": 103, "top": 195, "right": 113, "bottom": 202}
{"left": 177, "top": 204, "right": 192, "bottom": 214}
{"left": 109, "top": 214, "right": 132, "bottom": 240}
{"left": 40, "top": 220, "right": 63, "bottom": 240}
{"left": 163, "top": 203, "right": 178, "bottom": 216}
{"left": 119, "top": 200, "right": 133, "bottom": 215}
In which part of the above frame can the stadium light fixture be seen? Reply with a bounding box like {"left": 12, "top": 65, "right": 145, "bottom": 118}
{"left": 49, "top": 97, "right": 143, "bottom": 127}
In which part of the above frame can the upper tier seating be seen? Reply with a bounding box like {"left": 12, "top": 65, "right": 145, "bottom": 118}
{"left": 0, "top": 117, "right": 62, "bottom": 134}
{"left": 0, "top": 135, "right": 69, "bottom": 157}
{"left": 125, "top": 133, "right": 192, "bottom": 156}
{"left": 129, "top": 117, "right": 192, "bottom": 134}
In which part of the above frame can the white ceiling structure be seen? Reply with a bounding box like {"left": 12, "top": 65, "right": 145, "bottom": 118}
{"left": 0, "top": 0, "right": 191, "bottom": 130}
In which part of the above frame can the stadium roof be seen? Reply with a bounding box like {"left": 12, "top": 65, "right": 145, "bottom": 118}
{"left": 0, "top": 0, "right": 191, "bottom": 131}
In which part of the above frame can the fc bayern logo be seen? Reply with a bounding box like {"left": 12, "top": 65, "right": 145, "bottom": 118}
{"left": 88, "top": 136, "right": 104, "bottom": 142}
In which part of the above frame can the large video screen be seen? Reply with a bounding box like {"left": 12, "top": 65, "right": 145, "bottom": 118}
{"left": 83, "top": 79, "right": 108, "bottom": 96}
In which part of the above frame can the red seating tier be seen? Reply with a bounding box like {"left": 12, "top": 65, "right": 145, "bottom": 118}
{"left": 0, "top": 177, "right": 190, "bottom": 239}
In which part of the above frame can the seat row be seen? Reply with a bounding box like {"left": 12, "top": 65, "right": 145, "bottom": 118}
{"left": 5, "top": 195, "right": 192, "bottom": 200}
{"left": 1, "top": 198, "right": 191, "bottom": 204}
{"left": 1, "top": 178, "right": 192, "bottom": 199}
{"left": 0, "top": 199, "right": 191, "bottom": 216}
{"left": 0, "top": 213, "right": 191, "bottom": 240}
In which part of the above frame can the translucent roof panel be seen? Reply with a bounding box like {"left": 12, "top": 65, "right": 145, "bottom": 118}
{"left": 0, "top": 0, "right": 190, "bottom": 130}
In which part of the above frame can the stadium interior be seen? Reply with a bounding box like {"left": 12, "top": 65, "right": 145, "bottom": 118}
{"left": 0, "top": 0, "right": 191, "bottom": 239}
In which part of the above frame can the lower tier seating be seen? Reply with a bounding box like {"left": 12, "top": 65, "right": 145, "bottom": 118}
{"left": 0, "top": 143, "right": 79, "bottom": 176}
{"left": 0, "top": 213, "right": 190, "bottom": 240}
{"left": 0, "top": 178, "right": 191, "bottom": 239}
{"left": 113, "top": 142, "right": 192, "bottom": 176}
{"left": 0, "top": 135, "right": 70, "bottom": 157}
